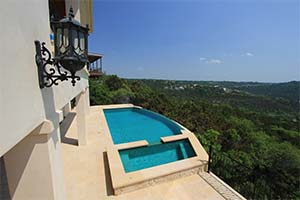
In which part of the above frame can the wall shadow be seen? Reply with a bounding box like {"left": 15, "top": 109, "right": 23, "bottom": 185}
{"left": 103, "top": 152, "right": 114, "bottom": 196}
{"left": 59, "top": 112, "right": 78, "bottom": 146}
{"left": 0, "top": 157, "right": 11, "bottom": 200}
{"left": 4, "top": 134, "right": 47, "bottom": 198}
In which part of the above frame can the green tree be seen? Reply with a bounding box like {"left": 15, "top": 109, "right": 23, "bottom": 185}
{"left": 104, "top": 75, "right": 124, "bottom": 91}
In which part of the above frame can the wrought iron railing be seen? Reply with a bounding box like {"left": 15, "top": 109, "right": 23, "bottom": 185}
{"left": 207, "top": 145, "right": 300, "bottom": 199}
{"left": 88, "top": 59, "right": 102, "bottom": 73}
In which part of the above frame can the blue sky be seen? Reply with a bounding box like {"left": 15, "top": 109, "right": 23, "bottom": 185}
{"left": 89, "top": 0, "right": 299, "bottom": 82}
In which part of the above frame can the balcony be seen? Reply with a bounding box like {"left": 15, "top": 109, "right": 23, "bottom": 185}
{"left": 88, "top": 53, "right": 103, "bottom": 78}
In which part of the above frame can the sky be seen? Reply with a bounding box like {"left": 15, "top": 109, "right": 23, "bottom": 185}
{"left": 89, "top": 0, "right": 299, "bottom": 82}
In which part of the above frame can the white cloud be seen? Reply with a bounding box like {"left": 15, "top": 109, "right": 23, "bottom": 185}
{"left": 245, "top": 52, "right": 254, "bottom": 56}
{"left": 200, "top": 57, "right": 223, "bottom": 64}
{"left": 206, "top": 59, "right": 223, "bottom": 64}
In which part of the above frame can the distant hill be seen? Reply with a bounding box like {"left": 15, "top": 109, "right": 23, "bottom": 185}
{"left": 129, "top": 79, "right": 299, "bottom": 101}
{"left": 225, "top": 81, "right": 299, "bottom": 103}
{"left": 126, "top": 79, "right": 299, "bottom": 114}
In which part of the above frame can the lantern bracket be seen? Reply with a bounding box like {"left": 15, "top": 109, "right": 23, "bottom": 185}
{"left": 34, "top": 40, "right": 80, "bottom": 88}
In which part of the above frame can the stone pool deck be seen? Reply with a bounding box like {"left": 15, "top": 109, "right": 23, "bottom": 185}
{"left": 60, "top": 105, "right": 245, "bottom": 200}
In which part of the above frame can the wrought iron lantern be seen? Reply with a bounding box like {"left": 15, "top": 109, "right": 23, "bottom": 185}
{"left": 35, "top": 7, "right": 89, "bottom": 88}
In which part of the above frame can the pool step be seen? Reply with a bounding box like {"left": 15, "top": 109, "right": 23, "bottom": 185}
{"left": 115, "top": 140, "right": 148, "bottom": 150}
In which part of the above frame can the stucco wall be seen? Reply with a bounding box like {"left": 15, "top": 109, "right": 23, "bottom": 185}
{"left": 0, "top": 0, "right": 89, "bottom": 157}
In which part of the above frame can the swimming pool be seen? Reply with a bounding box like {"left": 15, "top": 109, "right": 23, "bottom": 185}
{"left": 119, "top": 139, "right": 196, "bottom": 173}
{"left": 104, "top": 107, "right": 182, "bottom": 144}
{"left": 102, "top": 105, "right": 206, "bottom": 194}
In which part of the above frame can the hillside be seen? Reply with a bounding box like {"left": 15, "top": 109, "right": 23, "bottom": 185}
{"left": 128, "top": 79, "right": 299, "bottom": 114}
{"left": 89, "top": 75, "right": 300, "bottom": 199}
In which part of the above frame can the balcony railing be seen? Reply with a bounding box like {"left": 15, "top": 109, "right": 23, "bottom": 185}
{"left": 88, "top": 52, "right": 103, "bottom": 77}
{"left": 207, "top": 144, "right": 300, "bottom": 199}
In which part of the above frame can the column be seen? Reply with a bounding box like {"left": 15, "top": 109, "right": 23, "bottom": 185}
{"left": 100, "top": 57, "right": 103, "bottom": 72}
{"left": 85, "top": 87, "right": 90, "bottom": 115}
{"left": 76, "top": 91, "right": 88, "bottom": 146}
{"left": 3, "top": 120, "right": 66, "bottom": 200}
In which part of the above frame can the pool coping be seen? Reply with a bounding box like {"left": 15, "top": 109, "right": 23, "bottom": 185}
{"left": 161, "top": 133, "right": 189, "bottom": 143}
{"left": 98, "top": 104, "right": 209, "bottom": 195}
{"left": 115, "top": 140, "right": 149, "bottom": 150}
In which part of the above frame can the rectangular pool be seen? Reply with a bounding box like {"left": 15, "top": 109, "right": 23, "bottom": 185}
{"left": 104, "top": 108, "right": 182, "bottom": 144}
{"left": 119, "top": 139, "right": 196, "bottom": 173}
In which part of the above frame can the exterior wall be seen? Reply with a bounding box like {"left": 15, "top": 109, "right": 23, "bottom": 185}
{"left": 0, "top": 0, "right": 49, "bottom": 157}
{"left": 65, "top": 0, "right": 81, "bottom": 22}
{"left": 3, "top": 121, "right": 66, "bottom": 200}
{"left": 65, "top": 0, "right": 94, "bottom": 32}
{"left": 0, "top": 0, "right": 91, "bottom": 157}
{"left": 0, "top": 0, "right": 93, "bottom": 199}
{"left": 80, "top": 0, "right": 94, "bottom": 32}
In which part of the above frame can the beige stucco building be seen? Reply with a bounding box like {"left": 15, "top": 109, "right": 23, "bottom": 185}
{"left": 0, "top": 0, "right": 93, "bottom": 199}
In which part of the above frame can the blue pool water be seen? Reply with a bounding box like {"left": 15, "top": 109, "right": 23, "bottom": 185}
{"left": 119, "top": 139, "right": 196, "bottom": 172}
{"left": 104, "top": 108, "right": 182, "bottom": 144}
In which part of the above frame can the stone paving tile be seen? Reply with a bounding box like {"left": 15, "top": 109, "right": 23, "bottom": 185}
{"left": 199, "top": 172, "right": 246, "bottom": 200}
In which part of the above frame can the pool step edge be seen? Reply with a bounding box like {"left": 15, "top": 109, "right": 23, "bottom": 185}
{"left": 113, "top": 160, "right": 207, "bottom": 195}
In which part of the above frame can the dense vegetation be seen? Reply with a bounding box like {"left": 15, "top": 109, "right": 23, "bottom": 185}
{"left": 90, "top": 75, "right": 300, "bottom": 199}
